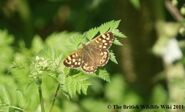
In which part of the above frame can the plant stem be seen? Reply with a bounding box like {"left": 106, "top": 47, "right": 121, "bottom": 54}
{"left": 0, "top": 104, "right": 24, "bottom": 111}
{"left": 49, "top": 84, "right": 61, "bottom": 112}
{"left": 165, "top": 0, "right": 183, "bottom": 21}
{"left": 37, "top": 78, "right": 45, "bottom": 112}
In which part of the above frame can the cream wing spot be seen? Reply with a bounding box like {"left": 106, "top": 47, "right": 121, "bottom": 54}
{"left": 75, "top": 53, "right": 78, "bottom": 56}
{"left": 90, "top": 66, "right": 94, "bottom": 70}
{"left": 72, "top": 59, "right": 76, "bottom": 62}
{"left": 65, "top": 60, "right": 71, "bottom": 64}
{"left": 72, "top": 54, "right": 76, "bottom": 58}
{"left": 102, "top": 39, "right": 106, "bottom": 43}
{"left": 98, "top": 38, "right": 102, "bottom": 41}
{"left": 100, "top": 52, "right": 104, "bottom": 56}
{"left": 102, "top": 34, "right": 106, "bottom": 38}
{"left": 95, "top": 40, "right": 99, "bottom": 43}
{"left": 104, "top": 43, "right": 108, "bottom": 45}
{"left": 106, "top": 33, "right": 110, "bottom": 37}
{"left": 67, "top": 56, "right": 71, "bottom": 60}
{"left": 106, "top": 34, "right": 110, "bottom": 40}
{"left": 106, "top": 36, "right": 110, "bottom": 40}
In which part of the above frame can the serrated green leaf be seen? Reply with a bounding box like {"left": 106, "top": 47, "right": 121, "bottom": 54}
{"left": 81, "top": 85, "right": 88, "bottom": 95}
{"left": 0, "top": 86, "right": 10, "bottom": 105}
{"left": 76, "top": 82, "right": 82, "bottom": 94}
{"left": 109, "top": 51, "right": 118, "bottom": 64}
{"left": 98, "top": 20, "right": 121, "bottom": 33}
{"left": 70, "top": 79, "right": 77, "bottom": 97}
{"left": 85, "top": 28, "right": 99, "bottom": 40}
{"left": 112, "top": 29, "right": 127, "bottom": 38}
{"left": 46, "top": 32, "right": 82, "bottom": 53}
{"left": 65, "top": 77, "right": 74, "bottom": 97}
{"left": 113, "top": 38, "right": 123, "bottom": 46}
{"left": 110, "top": 20, "right": 121, "bottom": 30}
{"left": 99, "top": 20, "right": 114, "bottom": 33}
{"left": 16, "top": 90, "right": 26, "bottom": 108}
{"left": 70, "top": 33, "right": 84, "bottom": 47}
{"left": 82, "top": 20, "right": 123, "bottom": 41}
{"left": 97, "top": 70, "right": 110, "bottom": 82}
{"left": 62, "top": 73, "right": 91, "bottom": 98}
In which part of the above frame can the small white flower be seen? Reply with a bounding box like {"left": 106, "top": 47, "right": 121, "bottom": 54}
{"left": 36, "top": 56, "right": 40, "bottom": 61}
{"left": 162, "top": 38, "right": 182, "bottom": 64}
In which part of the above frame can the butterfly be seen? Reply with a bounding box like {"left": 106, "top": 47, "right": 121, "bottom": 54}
{"left": 63, "top": 32, "right": 115, "bottom": 73}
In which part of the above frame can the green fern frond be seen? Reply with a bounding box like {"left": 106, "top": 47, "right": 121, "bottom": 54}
{"left": 0, "top": 85, "right": 27, "bottom": 111}
{"left": 98, "top": 20, "right": 121, "bottom": 33}
{"left": 85, "top": 27, "right": 99, "bottom": 40}
{"left": 113, "top": 38, "right": 123, "bottom": 46}
{"left": 0, "top": 86, "right": 10, "bottom": 105}
{"left": 109, "top": 20, "right": 121, "bottom": 30}
{"left": 84, "top": 20, "right": 123, "bottom": 40}
{"left": 62, "top": 73, "right": 92, "bottom": 97}
{"left": 46, "top": 32, "right": 82, "bottom": 53}
{"left": 16, "top": 90, "right": 26, "bottom": 108}
{"left": 112, "top": 29, "right": 126, "bottom": 38}
{"left": 32, "top": 20, "right": 125, "bottom": 99}
{"left": 109, "top": 51, "right": 118, "bottom": 64}
{"left": 97, "top": 69, "right": 111, "bottom": 82}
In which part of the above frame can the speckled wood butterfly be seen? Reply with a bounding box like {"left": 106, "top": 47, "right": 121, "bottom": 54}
{"left": 63, "top": 32, "right": 114, "bottom": 73}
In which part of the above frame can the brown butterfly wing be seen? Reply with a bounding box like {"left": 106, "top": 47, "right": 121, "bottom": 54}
{"left": 63, "top": 32, "right": 114, "bottom": 73}
{"left": 81, "top": 32, "right": 114, "bottom": 72}
{"left": 93, "top": 32, "right": 114, "bottom": 50}
{"left": 92, "top": 32, "right": 114, "bottom": 66}
{"left": 63, "top": 50, "right": 82, "bottom": 68}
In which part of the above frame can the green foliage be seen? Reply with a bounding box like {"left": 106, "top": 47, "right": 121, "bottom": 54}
{"left": 112, "top": 29, "right": 126, "bottom": 38}
{"left": 62, "top": 73, "right": 92, "bottom": 97}
{"left": 85, "top": 28, "right": 99, "bottom": 40}
{"left": 81, "top": 98, "right": 108, "bottom": 112}
{"left": 109, "top": 51, "right": 118, "bottom": 64}
{"left": 113, "top": 38, "right": 123, "bottom": 46}
{"left": 2, "top": 0, "right": 185, "bottom": 112}
{"left": 96, "top": 69, "right": 111, "bottom": 82}
{"left": 40, "top": 20, "right": 123, "bottom": 98}
{"left": 0, "top": 30, "right": 14, "bottom": 73}
{"left": 0, "top": 20, "right": 126, "bottom": 111}
{"left": 105, "top": 74, "right": 126, "bottom": 103}
{"left": 129, "top": 0, "right": 140, "bottom": 9}
{"left": 98, "top": 20, "right": 120, "bottom": 34}
{"left": 150, "top": 84, "right": 167, "bottom": 104}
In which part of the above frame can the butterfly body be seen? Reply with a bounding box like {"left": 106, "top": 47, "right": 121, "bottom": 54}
{"left": 63, "top": 32, "right": 114, "bottom": 73}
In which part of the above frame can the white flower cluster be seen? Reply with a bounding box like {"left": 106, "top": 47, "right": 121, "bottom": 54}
{"left": 31, "top": 56, "right": 50, "bottom": 77}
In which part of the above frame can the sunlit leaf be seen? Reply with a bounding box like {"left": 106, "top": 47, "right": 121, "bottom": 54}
{"left": 113, "top": 38, "right": 123, "bottom": 46}
{"left": 109, "top": 51, "right": 118, "bottom": 64}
